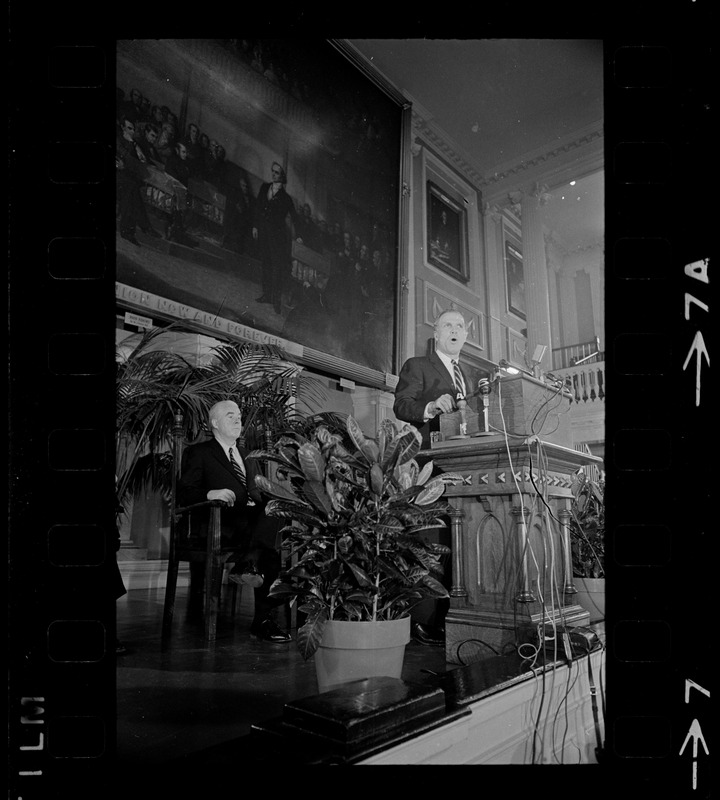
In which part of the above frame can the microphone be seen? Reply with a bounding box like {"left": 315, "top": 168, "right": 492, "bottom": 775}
{"left": 477, "top": 378, "right": 492, "bottom": 434}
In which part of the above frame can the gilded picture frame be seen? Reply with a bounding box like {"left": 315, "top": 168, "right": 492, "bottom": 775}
{"left": 426, "top": 180, "right": 469, "bottom": 282}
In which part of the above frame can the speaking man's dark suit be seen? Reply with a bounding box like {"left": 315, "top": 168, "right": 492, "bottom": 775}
{"left": 393, "top": 350, "right": 471, "bottom": 642}
{"left": 177, "top": 437, "right": 283, "bottom": 627}
{"left": 393, "top": 350, "right": 469, "bottom": 449}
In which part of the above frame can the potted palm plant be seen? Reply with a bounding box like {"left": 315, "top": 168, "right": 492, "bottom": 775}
{"left": 568, "top": 469, "right": 605, "bottom": 622}
{"left": 115, "top": 323, "right": 325, "bottom": 515}
{"left": 248, "top": 412, "right": 463, "bottom": 692}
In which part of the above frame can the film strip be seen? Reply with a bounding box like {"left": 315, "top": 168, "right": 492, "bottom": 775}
{"left": 9, "top": 37, "right": 118, "bottom": 798}
{"left": 8, "top": 19, "right": 713, "bottom": 798}
{"left": 603, "top": 28, "right": 714, "bottom": 797}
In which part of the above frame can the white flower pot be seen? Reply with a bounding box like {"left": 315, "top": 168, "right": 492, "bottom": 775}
{"left": 313, "top": 617, "right": 411, "bottom": 694}
{"left": 574, "top": 577, "right": 605, "bottom": 623}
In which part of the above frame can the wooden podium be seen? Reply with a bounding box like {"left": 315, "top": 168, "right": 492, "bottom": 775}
{"left": 426, "top": 373, "right": 603, "bottom": 664}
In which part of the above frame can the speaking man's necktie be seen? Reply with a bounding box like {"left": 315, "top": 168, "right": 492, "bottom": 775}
{"left": 228, "top": 447, "right": 246, "bottom": 489}
{"left": 452, "top": 360, "right": 466, "bottom": 398}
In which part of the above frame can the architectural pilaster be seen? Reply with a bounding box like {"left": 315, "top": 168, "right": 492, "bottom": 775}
{"left": 482, "top": 201, "right": 505, "bottom": 363}
{"left": 545, "top": 240, "right": 563, "bottom": 354}
{"left": 516, "top": 185, "right": 553, "bottom": 371}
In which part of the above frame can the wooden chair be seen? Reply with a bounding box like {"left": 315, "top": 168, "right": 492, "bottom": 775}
{"left": 162, "top": 499, "right": 242, "bottom": 643}
{"left": 161, "top": 413, "right": 240, "bottom": 644}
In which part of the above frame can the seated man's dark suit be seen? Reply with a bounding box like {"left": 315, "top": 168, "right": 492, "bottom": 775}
{"left": 177, "top": 437, "right": 283, "bottom": 627}
{"left": 393, "top": 350, "right": 469, "bottom": 449}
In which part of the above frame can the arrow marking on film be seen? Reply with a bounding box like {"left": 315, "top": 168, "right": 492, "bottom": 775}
{"left": 679, "top": 719, "right": 709, "bottom": 790}
{"left": 682, "top": 331, "right": 710, "bottom": 407}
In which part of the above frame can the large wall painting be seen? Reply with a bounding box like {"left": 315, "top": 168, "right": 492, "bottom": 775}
{"left": 115, "top": 39, "right": 407, "bottom": 385}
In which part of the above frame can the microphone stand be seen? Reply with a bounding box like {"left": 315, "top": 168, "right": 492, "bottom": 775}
{"left": 473, "top": 378, "right": 495, "bottom": 436}
{"left": 450, "top": 394, "right": 470, "bottom": 439}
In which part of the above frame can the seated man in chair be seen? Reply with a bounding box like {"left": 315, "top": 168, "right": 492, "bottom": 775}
{"left": 177, "top": 399, "right": 291, "bottom": 643}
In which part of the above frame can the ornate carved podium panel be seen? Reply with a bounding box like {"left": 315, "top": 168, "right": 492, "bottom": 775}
{"left": 426, "top": 374, "right": 603, "bottom": 664}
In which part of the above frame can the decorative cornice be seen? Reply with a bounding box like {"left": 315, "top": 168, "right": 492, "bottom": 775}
{"left": 411, "top": 104, "right": 602, "bottom": 198}
{"left": 411, "top": 111, "right": 485, "bottom": 188}
{"left": 482, "top": 202, "right": 503, "bottom": 224}
{"left": 570, "top": 238, "right": 605, "bottom": 255}
{"left": 544, "top": 230, "right": 605, "bottom": 257}
{"left": 533, "top": 182, "right": 553, "bottom": 206}
{"left": 482, "top": 129, "right": 603, "bottom": 190}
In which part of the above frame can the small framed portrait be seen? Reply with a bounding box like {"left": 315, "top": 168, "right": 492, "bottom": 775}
{"left": 504, "top": 239, "right": 526, "bottom": 320}
{"left": 426, "top": 181, "right": 468, "bottom": 282}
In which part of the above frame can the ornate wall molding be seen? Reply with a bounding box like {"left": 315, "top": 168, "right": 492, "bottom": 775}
{"left": 411, "top": 110, "right": 485, "bottom": 189}
{"left": 482, "top": 202, "right": 503, "bottom": 224}
{"left": 483, "top": 126, "right": 603, "bottom": 192}
{"left": 544, "top": 230, "right": 605, "bottom": 257}
{"left": 411, "top": 105, "right": 602, "bottom": 204}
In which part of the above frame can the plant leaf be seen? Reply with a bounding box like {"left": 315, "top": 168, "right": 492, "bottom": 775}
{"left": 396, "top": 468, "right": 414, "bottom": 491}
{"left": 300, "top": 480, "right": 334, "bottom": 517}
{"left": 345, "top": 415, "right": 367, "bottom": 456}
{"left": 345, "top": 561, "right": 373, "bottom": 587}
{"left": 245, "top": 449, "right": 304, "bottom": 476}
{"left": 297, "top": 606, "right": 329, "bottom": 660}
{"left": 393, "top": 427, "right": 423, "bottom": 468}
{"left": 343, "top": 591, "right": 374, "bottom": 604}
{"left": 419, "top": 574, "right": 450, "bottom": 598}
{"left": 376, "top": 555, "right": 406, "bottom": 581}
{"left": 377, "top": 418, "right": 397, "bottom": 462}
{"left": 263, "top": 499, "right": 325, "bottom": 528}
{"left": 298, "top": 442, "right": 326, "bottom": 481}
{"left": 267, "top": 580, "right": 298, "bottom": 599}
{"left": 254, "top": 474, "right": 309, "bottom": 504}
{"left": 361, "top": 439, "right": 380, "bottom": 462}
{"left": 414, "top": 478, "right": 446, "bottom": 505}
{"left": 369, "top": 463, "right": 384, "bottom": 496}
{"left": 416, "top": 460, "right": 434, "bottom": 486}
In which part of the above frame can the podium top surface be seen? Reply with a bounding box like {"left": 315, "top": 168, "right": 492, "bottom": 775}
{"left": 422, "top": 435, "right": 603, "bottom": 468}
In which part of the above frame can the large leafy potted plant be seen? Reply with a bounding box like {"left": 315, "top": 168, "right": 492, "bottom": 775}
{"left": 568, "top": 470, "right": 605, "bottom": 622}
{"left": 249, "top": 412, "right": 463, "bottom": 692}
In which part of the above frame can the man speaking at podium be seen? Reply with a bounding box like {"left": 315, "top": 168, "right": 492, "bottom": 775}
{"left": 392, "top": 308, "right": 470, "bottom": 646}
{"left": 394, "top": 309, "right": 470, "bottom": 449}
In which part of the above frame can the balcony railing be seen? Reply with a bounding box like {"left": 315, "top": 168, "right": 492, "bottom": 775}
{"left": 552, "top": 338, "right": 603, "bottom": 370}
{"left": 551, "top": 339, "right": 605, "bottom": 404}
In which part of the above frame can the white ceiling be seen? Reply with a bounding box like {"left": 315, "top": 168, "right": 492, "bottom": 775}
{"left": 348, "top": 38, "right": 604, "bottom": 251}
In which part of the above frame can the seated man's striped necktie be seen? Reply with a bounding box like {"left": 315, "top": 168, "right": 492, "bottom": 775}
{"left": 228, "top": 446, "right": 246, "bottom": 489}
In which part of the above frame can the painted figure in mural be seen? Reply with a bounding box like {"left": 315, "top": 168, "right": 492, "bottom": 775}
{"left": 115, "top": 115, "right": 161, "bottom": 246}
{"left": 163, "top": 141, "right": 199, "bottom": 248}
{"left": 226, "top": 174, "right": 255, "bottom": 256}
{"left": 136, "top": 122, "right": 163, "bottom": 167}
{"left": 252, "top": 161, "right": 301, "bottom": 315}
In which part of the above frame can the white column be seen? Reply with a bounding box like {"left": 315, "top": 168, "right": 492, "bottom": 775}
{"left": 482, "top": 202, "right": 505, "bottom": 361}
{"left": 589, "top": 252, "right": 605, "bottom": 349}
{"left": 545, "top": 235, "right": 563, "bottom": 356}
{"left": 558, "top": 265, "right": 579, "bottom": 347}
{"left": 519, "top": 186, "right": 553, "bottom": 372}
